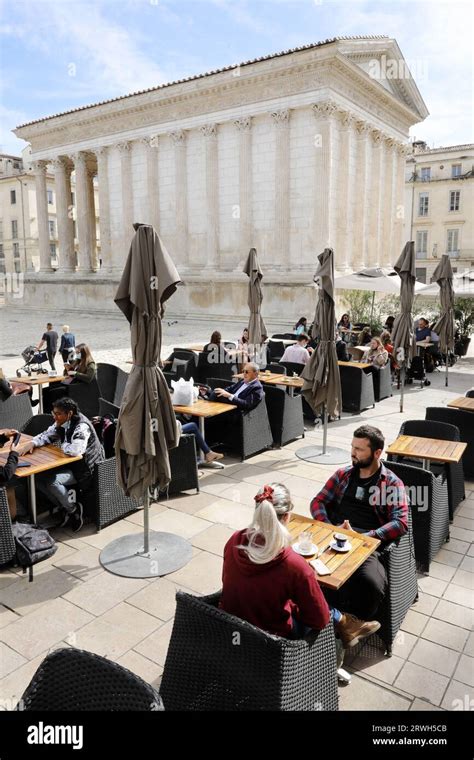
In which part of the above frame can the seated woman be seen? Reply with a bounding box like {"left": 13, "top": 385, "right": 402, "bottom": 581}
{"left": 384, "top": 316, "right": 395, "bottom": 334}
{"left": 203, "top": 331, "right": 229, "bottom": 363}
{"left": 220, "top": 482, "right": 380, "bottom": 647}
{"left": 293, "top": 317, "right": 307, "bottom": 336}
{"left": 337, "top": 313, "right": 352, "bottom": 331}
{"left": 0, "top": 428, "right": 25, "bottom": 519}
{"left": 380, "top": 330, "right": 397, "bottom": 371}
{"left": 365, "top": 337, "right": 389, "bottom": 368}
{"left": 65, "top": 343, "right": 97, "bottom": 384}
{"left": 238, "top": 327, "right": 249, "bottom": 351}
{"left": 357, "top": 326, "right": 372, "bottom": 346}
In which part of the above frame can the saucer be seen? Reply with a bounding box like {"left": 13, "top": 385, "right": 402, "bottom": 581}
{"left": 292, "top": 542, "right": 318, "bottom": 557}
{"left": 329, "top": 540, "right": 351, "bottom": 553}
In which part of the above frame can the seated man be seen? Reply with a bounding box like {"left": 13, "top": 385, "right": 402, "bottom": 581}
{"left": 280, "top": 334, "right": 312, "bottom": 365}
{"left": 310, "top": 424, "right": 408, "bottom": 621}
{"left": 415, "top": 317, "right": 431, "bottom": 343}
{"left": 209, "top": 362, "right": 264, "bottom": 411}
{"left": 19, "top": 397, "right": 105, "bottom": 532}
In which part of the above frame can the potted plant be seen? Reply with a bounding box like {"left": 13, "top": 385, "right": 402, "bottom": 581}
{"left": 454, "top": 297, "right": 474, "bottom": 356}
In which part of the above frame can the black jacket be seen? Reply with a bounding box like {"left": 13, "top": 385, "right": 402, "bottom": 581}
{"left": 0, "top": 433, "right": 18, "bottom": 485}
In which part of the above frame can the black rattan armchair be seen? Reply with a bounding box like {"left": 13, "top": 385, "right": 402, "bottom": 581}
{"left": 0, "top": 487, "right": 15, "bottom": 568}
{"left": 0, "top": 394, "right": 33, "bottom": 431}
{"left": 385, "top": 460, "right": 450, "bottom": 573}
{"left": 425, "top": 407, "right": 474, "bottom": 479}
{"left": 17, "top": 647, "right": 163, "bottom": 710}
{"left": 21, "top": 414, "right": 52, "bottom": 436}
{"left": 339, "top": 364, "right": 375, "bottom": 413}
{"left": 370, "top": 363, "right": 393, "bottom": 402}
{"left": 264, "top": 385, "right": 304, "bottom": 448}
{"left": 160, "top": 591, "right": 338, "bottom": 711}
{"left": 68, "top": 379, "right": 101, "bottom": 419}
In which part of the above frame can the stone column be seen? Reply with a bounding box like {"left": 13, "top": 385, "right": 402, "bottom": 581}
{"left": 394, "top": 143, "right": 409, "bottom": 256}
{"left": 95, "top": 147, "right": 112, "bottom": 271}
{"left": 87, "top": 168, "right": 98, "bottom": 271}
{"left": 234, "top": 116, "right": 252, "bottom": 257}
{"left": 142, "top": 136, "right": 160, "bottom": 232}
{"left": 382, "top": 139, "right": 396, "bottom": 267}
{"left": 51, "top": 157, "right": 75, "bottom": 272}
{"left": 118, "top": 141, "right": 134, "bottom": 261}
{"left": 201, "top": 124, "right": 218, "bottom": 269}
{"left": 170, "top": 130, "right": 188, "bottom": 267}
{"left": 312, "top": 101, "right": 338, "bottom": 252}
{"left": 72, "top": 152, "right": 92, "bottom": 272}
{"left": 367, "top": 129, "right": 384, "bottom": 267}
{"left": 336, "top": 111, "right": 356, "bottom": 271}
{"left": 352, "top": 121, "right": 372, "bottom": 269}
{"left": 33, "top": 160, "right": 52, "bottom": 272}
{"left": 271, "top": 109, "right": 290, "bottom": 267}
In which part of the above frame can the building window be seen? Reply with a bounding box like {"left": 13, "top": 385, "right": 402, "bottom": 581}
{"left": 416, "top": 231, "right": 428, "bottom": 258}
{"left": 50, "top": 243, "right": 57, "bottom": 257}
{"left": 11, "top": 220, "right": 18, "bottom": 239}
{"left": 415, "top": 268, "right": 427, "bottom": 284}
{"left": 447, "top": 229, "right": 459, "bottom": 256}
{"left": 73, "top": 221, "right": 77, "bottom": 239}
{"left": 10, "top": 189, "right": 16, "bottom": 204}
{"left": 449, "top": 190, "right": 460, "bottom": 212}
{"left": 451, "top": 164, "right": 462, "bottom": 178}
{"left": 13, "top": 161, "right": 20, "bottom": 170}
{"left": 70, "top": 191, "right": 75, "bottom": 205}
{"left": 0, "top": 220, "right": 3, "bottom": 240}
{"left": 0, "top": 244, "right": 5, "bottom": 274}
{"left": 452, "top": 268, "right": 458, "bottom": 274}
{"left": 47, "top": 189, "right": 54, "bottom": 204}
{"left": 13, "top": 242, "right": 19, "bottom": 257}
{"left": 420, "top": 167, "right": 431, "bottom": 181}
{"left": 48, "top": 219, "right": 56, "bottom": 238}
{"left": 418, "top": 192, "right": 429, "bottom": 217}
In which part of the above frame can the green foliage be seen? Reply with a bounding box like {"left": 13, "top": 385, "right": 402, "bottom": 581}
{"left": 454, "top": 297, "right": 474, "bottom": 337}
{"left": 339, "top": 291, "right": 400, "bottom": 334}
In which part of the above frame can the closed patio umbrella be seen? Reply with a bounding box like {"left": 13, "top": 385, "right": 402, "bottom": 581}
{"left": 391, "top": 241, "right": 417, "bottom": 413}
{"left": 432, "top": 255, "right": 455, "bottom": 387}
{"left": 100, "top": 223, "right": 192, "bottom": 578}
{"left": 297, "top": 248, "right": 348, "bottom": 465}
{"left": 243, "top": 247, "right": 267, "bottom": 350}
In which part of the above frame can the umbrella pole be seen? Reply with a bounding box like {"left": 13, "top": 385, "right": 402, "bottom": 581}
{"left": 322, "top": 405, "right": 328, "bottom": 455}
{"left": 400, "top": 365, "right": 405, "bottom": 413}
{"left": 143, "top": 488, "right": 149, "bottom": 554}
{"left": 370, "top": 292, "right": 375, "bottom": 323}
{"left": 445, "top": 351, "right": 449, "bottom": 387}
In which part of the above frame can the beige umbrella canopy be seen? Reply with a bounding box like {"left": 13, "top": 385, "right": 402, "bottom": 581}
{"left": 243, "top": 247, "right": 267, "bottom": 346}
{"left": 432, "top": 254, "right": 455, "bottom": 387}
{"left": 115, "top": 224, "right": 181, "bottom": 499}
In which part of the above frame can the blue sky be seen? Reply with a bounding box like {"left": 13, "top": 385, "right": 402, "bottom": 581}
{"left": 1, "top": 0, "right": 472, "bottom": 155}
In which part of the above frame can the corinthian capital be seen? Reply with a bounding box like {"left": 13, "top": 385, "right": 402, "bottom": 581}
{"left": 200, "top": 123, "right": 218, "bottom": 139}
{"left": 355, "top": 120, "right": 372, "bottom": 137}
{"left": 117, "top": 141, "right": 132, "bottom": 154}
{"left": 312, "top": 101, "right": 338, "bottom": 120}
{"left": 32, "top": 159, "right": 48, "bottom": 174}
{"left": 234, "top": 116, "right": 252, "bottom": 132}
{"left": 338, "top": 111, "right": 356, "bottom": 129}
{"left": 169, "top": 130, "right": 186, "bottom": 145}
{"left": 95, "top": 146, "right": 109, "bottom": 159}
{"left": 270, "top": 109, "right": 290, "bottom": 127}
{"left": 371, "top": 129, "right": 384, "bottom": 146}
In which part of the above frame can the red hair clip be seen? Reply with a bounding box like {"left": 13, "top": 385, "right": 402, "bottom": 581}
{"left": 255, "top": 485, "right": 274, "bottom": 504}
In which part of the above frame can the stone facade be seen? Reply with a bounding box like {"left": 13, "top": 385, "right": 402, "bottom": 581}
{"left": 11, "top": 37, "right": 428, "bottom": 319}
{"left": 404, "top": 142, "right": 474, "bottom": 283}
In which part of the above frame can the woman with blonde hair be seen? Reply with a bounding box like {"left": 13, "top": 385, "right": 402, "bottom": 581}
{"left": 220, "top": 483, "right": 380, "bottom": 647}
{"left": 366, "top": 336, "right": 389, "bottom": 368}
{"left": 59, "top": 325, "right": 76, "bottom": 364}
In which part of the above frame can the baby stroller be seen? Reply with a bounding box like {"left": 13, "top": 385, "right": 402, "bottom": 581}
{"left": 16, "top": 345, "right": 49, "bottom": 377}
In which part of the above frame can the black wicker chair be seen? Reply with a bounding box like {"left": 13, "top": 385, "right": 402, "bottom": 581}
{"left": 75, "top": 457, "right": 140, "bottom": 530}
{"left": 466, "top": 390, "right": 474, "bottom": 398}
{"left": 387, "top": 419, "right": 465, "bottom": 519}
{"left": 268, "top": 341, "right": 285, "bottom": 363}
{"left": 267, "top": 363, "right": 287, "bottom": 375}
{"left": 386, "top": 461, "right": 450, "bottom": 574}
{"left": 151, "top": 434, "right": 200, "bottom": 498}
{"left": 425, "top": 407, "right": 474, "bottom": 479}
{"left": 17, "top": 647, "right": 163, "bottom": 711}
{"left": 205, "top": 379, "right": 273, "bottom": 460}
{"left": 339, "top": 364, "right": 375, "bottom": 413}
{"left": 160, "top": 591, "right": 338, "bottom": 711}
{"left": 0, "top": 488, "right": 16, "bottom": 568}
{"left": 67, "top": 379, "right": 101, "bottom": 419}
{"left": 280, "top": 361, "right": 305, "bottom": 377}
{"left": 97, "top": 362, "right": 118, "bottom": 402}
{"left": 264, "top": 385, "right": 304, "bottom": 448}
{"left": 21, "top": 414, "right": 52, "bottom": 436}
{"left": 0, "top": 394, "right": 33, "bottom": 430}
{"left": 369, "top": 363, "right": 393, "bottom": 402}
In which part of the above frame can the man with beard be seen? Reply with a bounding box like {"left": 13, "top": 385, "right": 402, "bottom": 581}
{"left": 309, "top": 425, "right": 408, "bottom": 621}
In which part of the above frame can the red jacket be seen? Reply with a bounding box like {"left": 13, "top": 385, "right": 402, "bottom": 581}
{"left": 220, "top": 529, "right": 330, "bottom": 638}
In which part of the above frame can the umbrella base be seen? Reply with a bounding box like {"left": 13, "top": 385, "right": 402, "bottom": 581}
{"left": 296, "top": 445, "right": 350, "bottom": 465}
{"left": 100, "top": 531, "right": 192, "bottom": 578}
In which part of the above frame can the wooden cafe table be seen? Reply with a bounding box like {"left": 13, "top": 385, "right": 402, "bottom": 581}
{"left": 172, "top": 398, "right": 235, "bottom": 469}
{"left": 10, "top": 374, "right": 67, "bottom": 413}
{"left": 386, "top": 434, "right": 467, "bottom": 471}
{"left": 288, "top": 514, "right": 380, "bottom": 591}
{"left": 0, "top": 433, "right": 82, "bottom": 523}
{"left": 447, "top": 396, "right": 474, "bottom": 412}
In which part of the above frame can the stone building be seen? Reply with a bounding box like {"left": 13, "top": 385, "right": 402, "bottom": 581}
{"left": 12, "top": 36, "right": 428, "bottom": 319}
{"left": 404, "top": 142, "right": 474, "bottom": 283}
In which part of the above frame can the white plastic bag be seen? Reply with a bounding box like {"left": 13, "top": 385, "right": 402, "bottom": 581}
{"left": 171, "top": 377, "right": 195, "bottom": 406}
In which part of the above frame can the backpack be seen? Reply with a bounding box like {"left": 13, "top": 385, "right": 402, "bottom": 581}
{"left": 12, "top": 522, "right": 57, "bottom": 582}
{"left": 91, "top": 414, "right": 117, "bottom": 459}
{"left": 408, "top": 355, "right": 425, "bottom": 380}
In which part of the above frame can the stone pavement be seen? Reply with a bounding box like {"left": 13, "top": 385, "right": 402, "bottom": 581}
{"left": 0, "top": 309, "right": 473, "bottom": 711}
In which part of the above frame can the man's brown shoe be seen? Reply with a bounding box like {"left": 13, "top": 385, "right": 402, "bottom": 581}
{"left": 335, "top": 613, "right": 381, "bottom": 648}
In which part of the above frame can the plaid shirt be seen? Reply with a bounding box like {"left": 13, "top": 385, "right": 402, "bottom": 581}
{"left": 310, "top": 462, "right": 408, "bottom": 543}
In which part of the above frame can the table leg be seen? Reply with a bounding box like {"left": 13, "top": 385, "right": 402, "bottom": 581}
{"left": 288, "top": 386, "right": 294, "bottom": 397}
{"left": 421, "top": 458, "right": 429, "bottom": 470}
{"left": 199, "top": 417, "right": 224, "bottom": 470}
{"left": 38, "top": 386, "right": 44, "bottom": 414}
{"left": 28, "top": 473, "right": 37, "bottom": 523}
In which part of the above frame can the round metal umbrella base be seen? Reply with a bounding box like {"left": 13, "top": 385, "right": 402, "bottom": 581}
{"left": 100, "top": 531, "right": 193, "bottom": 578}
{"left": 296, "top": 445, "right": 350, "bottom": 465}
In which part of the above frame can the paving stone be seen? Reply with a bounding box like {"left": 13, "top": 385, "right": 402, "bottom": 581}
{"left": 127, "top": 577, "right": 181, "bottom": 621}
{"left": 53, "top": 545, "right": 103, "bottom": 582}
{"left": 124, "top": 502, "right": 168, "bottom": 525}
{"left": 0, "top": 567, "right": 81, "bottom": 617}
{"left": 441, "top": 679, "right": 474, "bottom": 711}
{"left": 442, "top": 538, "right": 470, "bottom": 555}
{"left": 451, "top": 568, "right": 474, "bottom": 590}
{"left": 350, "top": 653, "right": 405, "bottom": 685}
{"left": 155, "top": 491, "right": 220, "bottom": 516}
{"left": 77, "top": 520, "right": 144, "bottom": 550}
{"left": 417, "top": 576, "right": 448, "bottom": 598}
{"left": 391, "top": 630, "right": 418, "bottom": 660}
{"left": 73, "top": 602, "right": 161, "bottom": 661}
{"left": 421, "top": 617, "right": 469, "bottom": 652}
{"left": 449, "top": 526, "right": 474, "bottom": 544}
{"left": 453, "top": 516, "right": 474, "bottom": 532}
{"left": 0, "top": 642, "right": 27, "bottom": 680}
{"left": 433, "top": 599, "right": 474, "bottom": 630}
{"left": 409, "top": 638, "right": 460, "bottom": 677}
{"left": 191, "top": 523, "right": 234, "bottom": 556}
{"left": 134, "top": 619, "right": 174, "bottom": 667}
{"left": 394, "top": 662, "right": 449, "bottom": 706}
{"left": 443, "top": 584, "right": 474, "bottom": 609}
{"left": 452, "top": 655, "right": 474, "bottom": 687}
{"left": 149, "top": 509, "right": 213, "bottom": 539}
{"left": 464, "top": 632, "right": 474, "bottom": 657}
{"left": 400, "top": 609, "right": 429, "bottom": 637}
{"left": 166, "top": 551, "right": 222, "bottom": 595}
{"left": 460, "top": 555, "right": 474, "bottom": 572}
{"left": 0, "top": 606, "right": 19, "bottom": 630}
{"left": 432, "top": 549, "right": 462, "bottom": 568}
{"left": 338, "top": 674, "right": 411, "bottom": 711}
{"left": 411, "top": 593, "right": 438, "bottom": 617}
{"left": 426, "top": 562, "right": 456, "bottom": 582}
{"left": 62, "top": 570, "right": 149, "bottom": 616}
{"left": 116, "top": 650, "right": 163, "bottom": 687}
{"left": 195, "top": 498, "right": 254, "bottom": 530}
{"left": 410, "top": 698, "right": 444, "bottom": 711}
